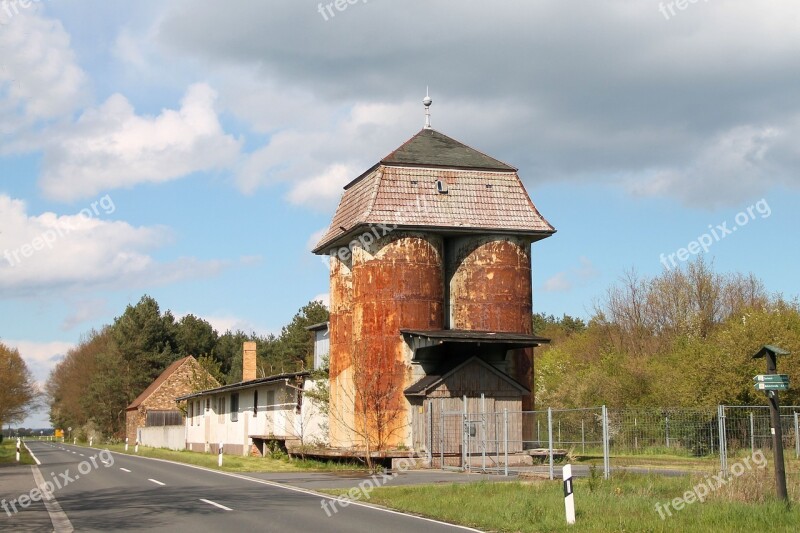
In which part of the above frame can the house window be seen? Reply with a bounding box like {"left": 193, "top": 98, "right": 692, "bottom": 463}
{"left": 217, "top": 396, "right": 225, "bottom": 424}
{"left": 230, "top": 393, "right": 239, "bottom": 422}
{"left": 253, "top": 390, "right": 258, "bottom": 416}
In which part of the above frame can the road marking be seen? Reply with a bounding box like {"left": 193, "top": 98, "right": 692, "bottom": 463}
{"left": 23, "top": 443, "right": 41, "bottom": 465}
{"left": 148, "top": 478, "right": 165, "bottom": 486}
{"left": 200, "top": 499, "right": 233, "bottom": 511}
{"left": 79, "top": 454, "right": 85, "bottom": 457}
{"left": 31, "top": 465, "right": 74, "bottom": 533}
{"left": 120, "top": 468, "right": 131, "bottom": 473}
{"left": 113, "top": 452, "right": 481, "bottom": 531}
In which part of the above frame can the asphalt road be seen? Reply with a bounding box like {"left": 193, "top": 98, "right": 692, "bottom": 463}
{"left": 17, "top": 441, "right": 480, "bottom": 533}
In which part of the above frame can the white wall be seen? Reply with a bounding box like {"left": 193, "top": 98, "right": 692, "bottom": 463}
{"left": 139, "top": 426, "right": 185, "bottom": 451}
{"left": 184, "top": 380, "right": 328, "bottom": 455}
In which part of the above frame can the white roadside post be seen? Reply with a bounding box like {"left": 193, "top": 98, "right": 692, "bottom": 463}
{"left": 563, "top": 464, "right": 575, "bottom": 525}
{"left": 16, "top": 438, "right": 21, "bottom": 462}
{"left": 89, "top": 437, "right": 93, "bottom": 447}
{"left": 125, "top": 438, "right": 129, "bottom": 452}
{"left": 218, "top": 442, "right": 223, "bottom": 467}
{"left": 135, "top": 440, "right": 139, "bottom": 454}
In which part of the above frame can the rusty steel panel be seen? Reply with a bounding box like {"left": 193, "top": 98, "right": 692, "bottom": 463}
{"left": 352, "top": 233, "right": 443, "bottom": 447}
{"left": 447, "top": 236, "right": 535, "bottom": 414}
{"left": 448, "top": 236, "right": 533, "bottom": 334}
{"left": 329, "top": 255, "right": 352, "bottom": 382}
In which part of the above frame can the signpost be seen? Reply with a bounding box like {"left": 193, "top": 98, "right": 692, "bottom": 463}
{"left": 752, "top": 345, "right": 791, "bottom": 503}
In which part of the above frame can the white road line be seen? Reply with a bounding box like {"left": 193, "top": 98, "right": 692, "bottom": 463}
{"left": 23, "top": 443, "right": 41, "bottom": 465}
{"left": 31, "top": 465, "right": 74, "bottom": 533}
{"left": 79, "top": 454, "right": 85, "bottom": 457}
{"left": 111, "top": 452, "right": 481, "bottom": 531}
{"left": 120, "top": 468, "right": 131, "bottom": 473}
{"left": 148, "top": 478, "right": 165, "bottom": 486}
{"left": 200, "top": 499, "right": 233, "bottom": 511}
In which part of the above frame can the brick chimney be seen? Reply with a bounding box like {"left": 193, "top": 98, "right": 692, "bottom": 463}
{"left": 243, "top": 341, "right": 257, "bottom": 382}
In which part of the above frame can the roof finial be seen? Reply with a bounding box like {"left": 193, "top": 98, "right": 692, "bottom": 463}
{"left": 423, "top": 87, "right": 432, "bottom": 129}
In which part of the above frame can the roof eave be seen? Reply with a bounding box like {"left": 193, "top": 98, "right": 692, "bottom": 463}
{"left": 313, "top": 224, "right": 556, "bottom": 255}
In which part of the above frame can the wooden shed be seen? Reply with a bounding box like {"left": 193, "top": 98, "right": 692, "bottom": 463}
{"left": 405, "top": 356, "right": 528, "bottom": 460}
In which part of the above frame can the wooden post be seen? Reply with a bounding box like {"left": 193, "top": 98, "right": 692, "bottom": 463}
{"left": 753, "top": 345, "right": 790, "bottom": 503}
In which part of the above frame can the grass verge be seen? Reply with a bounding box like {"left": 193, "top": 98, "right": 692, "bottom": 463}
{"left": 0, "top": 439, "right": 34, "bottom": 466}
{"left": 71, "top": 442, "right": 365, "bottom": 473}
{"left": 322, "top": 471, "right": 800, "bottom": 532}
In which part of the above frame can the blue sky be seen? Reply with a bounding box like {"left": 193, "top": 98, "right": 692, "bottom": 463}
{"left": 2, "top": 1, "right": 799, "bottom": 428}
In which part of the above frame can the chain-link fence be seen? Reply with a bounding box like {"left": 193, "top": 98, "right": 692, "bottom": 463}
{"left": 427, "top": 403, "right": 800, "bottom": 479}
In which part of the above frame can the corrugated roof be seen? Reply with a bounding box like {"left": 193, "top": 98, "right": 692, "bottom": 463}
{"left": 380, "top": 128, "right": 516, "bottom": 171}
{"left": 404, "top": 356, "right": 530, "bottom": 397}
{"left": 314, "top": 165, "right": 555, "bottom": 253}
{"left": 401, "top": 329, "right": 549, "bottom": 346}
{"left": 175, "top": 371, "right": 310, "bottom": 401}
{"left": 126, "top": 356, "right": 194, "bottom": 410}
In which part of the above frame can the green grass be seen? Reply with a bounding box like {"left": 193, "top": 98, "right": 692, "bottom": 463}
{"left": 72, "top": 442, "right": 365, "bottom": 473}
{"left": 323, "top": 472, "right": 800, "bottom": 532}
{"left": 0, "top": 439, "right": 34, "bottom": 466}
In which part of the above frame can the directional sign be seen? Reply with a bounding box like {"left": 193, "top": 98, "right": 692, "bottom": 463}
{"left": 755, "top": 382, "right": 789, "bottom": 391}
{"left": 754, "top": 374, "right": 789, "bottom": 383}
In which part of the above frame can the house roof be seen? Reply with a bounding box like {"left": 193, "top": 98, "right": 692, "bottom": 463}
{"left": 305, "top": 322, "right": 330, "bottom": 332}
{"left": 126, "top": 356, "right": 194, "bottom": 411}
{"left": 401, "top": 329, "right": 549, "bottom": 347}
{"left": 404, "top": 356, "right": 530, "bottom": 397}
{"left": 313, "top": 133, "right": 555, "bottom": 253}
{"left": 175, "top": 371, "right": 310, "bottom": 401}
{"left": 380, "top": 128, "right": 516, "bottom": 171}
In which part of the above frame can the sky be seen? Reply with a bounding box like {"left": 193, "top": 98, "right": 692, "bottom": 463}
{"left": 1, "top": 0, "right": 799, "bottom": 428}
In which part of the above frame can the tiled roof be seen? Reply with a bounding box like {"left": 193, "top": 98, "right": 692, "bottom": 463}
{"left": 380, "top": 128, "right": 516, "bottom": 171}
{"left": 314, "top": 165, "right": 555, "bottom": 253}
{"left": 126, "top": 356, "right": 193, "bottom": 410}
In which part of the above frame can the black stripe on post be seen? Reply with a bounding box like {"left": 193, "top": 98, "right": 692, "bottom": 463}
{"left": 563, "top": 477, "right": 573, "bottom": 498}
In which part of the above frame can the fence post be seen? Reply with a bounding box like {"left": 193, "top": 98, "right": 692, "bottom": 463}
{"left": 481, "top": 393, "right": 486, "bottom": 473}
{"left": 548, "top": 407, "right": 554, "bottom": 480}
{"left": 718, "top": 405, "right": 727, "bottom": 476}
{"left": 427, "top": 403, "right": 433, "bottom": 465}
{"left": 665, "top": 415, "right": 670, "bottom": 448}
{"left": 463, "top": 395, "right": 468, "bottom": 472}
{"left": 503, "top": 408, "right": 509, "bottom": 477}
{"left": 581, "top": 419, "right": 585, "bottom": 454}
{"left": 749, "top": 412, "right": 755, "bottom": 454}
{"left": 634, "top": 417, "right": 638, "bottom": 451}
{"left": 795, "top": 412, "right": 799, "bottom": 460}
{"left": 537, "top": 419, "right": 541, "bottom": 447}
{"left": 709, "top": 421, "right": 714, "bottom": 455}
{"left": 440, "top": 398, "right": 444, "bottom": 468}
{"left": 602, "top": 405, "right": 610, "bottom": 479}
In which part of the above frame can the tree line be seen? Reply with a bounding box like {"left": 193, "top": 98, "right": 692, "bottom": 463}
{"left": 533, "top": 259, "right": 800, "bottom": 409}
{"left": 46, "top": 296, "right": 328, "bottom": 439}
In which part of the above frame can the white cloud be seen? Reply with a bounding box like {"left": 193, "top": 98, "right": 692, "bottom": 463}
{"left": 627, "top": 125, "right": 787, "bottom": 207}
{"left": 61, "top": 298, "right": 112, "bottom": 331}
{"left": 312, "top": 293, "right": 330, "bottom": 308}
{"left": 287, "top": 164, "right": 355, "bottom": 210}
{"left": 177, "top": 312, "right": 271, "bottom": 337}
{"left": 39, "top": 83, "right": 242, "bottom": 201}
{"left": 0, "top": 194, "right": 230, "bottom": 296}
{"left": 4, "top": 339, "right": 74, "bottom": 388}
{"left": 0, "top": 8, "right": 89, "bottom": 151}
{"left": 542, "top": 272, "right": 572, "bottom": 293}
{"left": 541, "top": 257, "right": 599, "bottom": 293}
